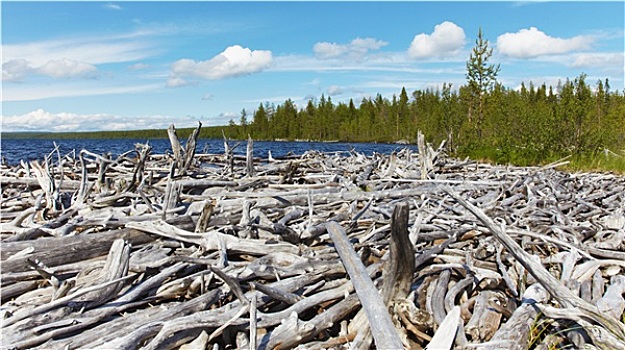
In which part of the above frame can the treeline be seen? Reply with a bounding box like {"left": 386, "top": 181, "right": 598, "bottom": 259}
{"left": 5, "top": 30, "right": 623, "bottom": 169}
{"left": 226, "top": 74, "right": 624, "bottom": 166}
{"left": 5, "top": 74, "right": 623, "bottom": 167}
{"left": 229, "top": 29, "right": 625, "bottom": 166}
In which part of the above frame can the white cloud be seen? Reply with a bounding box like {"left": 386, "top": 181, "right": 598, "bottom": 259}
{"left": 128, "top": 63, "right": 149, "bottom": 70}
{"left": 571, "top": 52, "right": 624, "bottom": 71}
{"left": 313, "top": 42, "right": 347, "bottom": 60}
{"left": 168, "top": 45, "right": 273, "bottom": 85}
{"left": 313, "top": 37, "right": 388, "bottom": 60}
{"left": 201, "top": 93, "right": 214, "bottom": 100}
{"left": 2, "top": 59, "right": 32, "bottom": 82}
{"left": 37, "top": 58, "right": 98, "bottom": 79}
{"left": 408, "top": 21, "right": 466, "bottom": 59}
{"left": 1, "top": 109, "right": 199, "bottom": 132}
{"left": 3, "top": 40, "right": 155, "bottom": 67}
{"left": 166, "top": 76, "right": 192, "bottom": 88}
{"left": 327, "top": 85, "right": 343, "bottom": 96}
{"left": 2, "top": 83, "right": 161, "bottom": 102}
{"left": 103, "top": 3, "right": 122, "bottom": 11}
{"left": 219, "top": 111, "right": 238, "bottom": 119}
{"left": 2, "top": 33, "right": 159, "bottom": 82}
{"left": 497, "top": 27, "right": 593, "bottom": 58}
{"left": 2, "top": 58, "right": 98, "bottom": 81}
{"left": 272, "top": 53, "right": 463, "bottom": 75}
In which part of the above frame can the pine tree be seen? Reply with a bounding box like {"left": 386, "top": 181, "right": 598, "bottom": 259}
{"left": 466, "top": 28, "right": 500, "bottom": 139}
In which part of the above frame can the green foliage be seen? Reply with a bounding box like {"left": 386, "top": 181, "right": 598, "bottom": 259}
{"left": 239, "top": 76, "right": 624, "bottom": 172}
{"left": 466, "top": 28, "right": 501, "bottom": 139}
{"left": 568, "top": 152, "right": 625, "bottom": 173}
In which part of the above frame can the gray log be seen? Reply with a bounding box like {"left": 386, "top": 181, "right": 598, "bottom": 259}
{"left": 442, "top": 186, "right": 625, "bottom": 341}
{"left": 326, "top": 221, "right": 404, "bottom": 349}
{"left": 382, "top": 202, "right": 415, "bottom": 306}
{"left": 488, "top": 283, "right": 550, "bottom": 350}
{"left": 1, "top": 228, "right": 153, "bottom": 274}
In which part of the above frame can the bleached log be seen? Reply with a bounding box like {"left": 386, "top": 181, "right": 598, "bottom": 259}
{"left": 444, "top": 275, "right": 473, "bottom": 313}
{"left": 181, "top": 121, "right": 201, "bottom": 175}
{"left": 262, "top": 293, "right": 361, "bottom": 349}
{"left": 179, "top": 331, "right": 209, "bottom": 350}
{"left": 167, "top": 124, "right": 184, "bottom": 171}
{"left": 138, "top": 275, "right": 357, "bottom": 350}
{"left": 442, "top": 186, "right": 625, "bottom": 341}
{"left": 1, "top": 227, "right": 154, "bottom": 274}
{"left": 246, "top": 135, "right": 254, "bottom": 178}
{"left": 596, "top": 275, "right": 625, "bottom": 321}
{"left": 431, "top": 269, "right": 452, "bottom": 326}
{"left": 3, "top": 139, "right": 625, "bottom": 350}
{"left": 194, "top": 199, "right": 214, "bottom": 233}
{"left": 417, "top": 131, "right": 428, "bottom": 180}
{"left": 0, "top": 177, "right": 81, "bottom": 190}
{"left": 465, "top": 290, "right": 503, "bottom": 341}
{"left": 30, "top": 160, "right": 61, "bottom": 210}
{"left": 484, "top": 283, "right": 550, "bottom": 350}
{"left": 426, "top": 305, "right": 460, "bottom": 350}
{"left": 326, "top": 221, "right": 404, "bottom": 349}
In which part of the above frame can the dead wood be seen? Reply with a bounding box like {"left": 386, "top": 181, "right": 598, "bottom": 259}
{"left": 382, "top": 202, "right": 415, "bottom": 306}
{"left": 326, "top": 221, "right": 404, "bottom": 349}
{"left": 2, "top": 132, "right": 625, "bottom": 350}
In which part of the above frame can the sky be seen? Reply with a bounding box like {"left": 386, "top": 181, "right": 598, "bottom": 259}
{"left": 2, "top": 1, "right": 624, "bottom": 132}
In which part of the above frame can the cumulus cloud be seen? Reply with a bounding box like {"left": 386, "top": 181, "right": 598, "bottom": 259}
{"left": 313, "top": 43, "right": 347, "bottom": 60}
{"left": 2, "top": 109, "right": 120, "bottom": 132}
{"left": 408, "top": 21, "right": 466, "bottom": 59}
{"left": 201, "top": 93, "right": 214, "bottom": 100}
{"left": 37, "top": 58, "right": 98, "bottom": 78}
{"left": 313, "top": 37, "right": 388, "bottom": 60}
{"left": 167, "top": 45, "right": 272, "bottom": 86}
{"left": 497, "top": 27, "right": 593, "bottom": 58}
{"left": 2, "top": 59, "right": 32, "bottom": 82}
{"left": 1, "top": 109, "right": 198, "bottom": 132}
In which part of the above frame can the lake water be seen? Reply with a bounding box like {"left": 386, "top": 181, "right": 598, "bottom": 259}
{"left": 0, "top": 138, "right": 417, "bottom": 165}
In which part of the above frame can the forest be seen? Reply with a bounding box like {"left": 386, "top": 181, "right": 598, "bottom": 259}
{"left": 230, "top": 74, "right": 624, "bottom": 168}
{"left": 4, "top": 31, "right": 624, "bottom": 170}
{"left": 227, "top": 30, "right": 625, "bottom": 169}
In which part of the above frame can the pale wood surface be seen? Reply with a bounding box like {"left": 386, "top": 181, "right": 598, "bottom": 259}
{"left": 2, "top": 130, "right": 625, "bottom": 349}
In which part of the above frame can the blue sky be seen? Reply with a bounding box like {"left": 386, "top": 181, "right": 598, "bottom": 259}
{"left": 2, "top": 1, "right": 624, "bottom": 132}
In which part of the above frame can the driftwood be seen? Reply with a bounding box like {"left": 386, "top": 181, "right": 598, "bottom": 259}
{"left": 327, "top": 220, "right": 404, "bottom": 349}
{"left": 2, "top": 129, "right": 625, "bottom": 349}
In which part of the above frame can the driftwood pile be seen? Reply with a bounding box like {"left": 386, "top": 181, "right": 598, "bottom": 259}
{"left": 1, "top": 126, "right": 625, "bottom": 350}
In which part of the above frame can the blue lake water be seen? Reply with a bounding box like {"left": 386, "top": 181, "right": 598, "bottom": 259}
{"left": 0, "top": 138, "right": 417, "bottom": 165}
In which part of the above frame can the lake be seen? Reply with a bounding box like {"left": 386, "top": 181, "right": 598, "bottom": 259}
{"left": 0, "top": 138, "right": 417, "bottom": 165}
